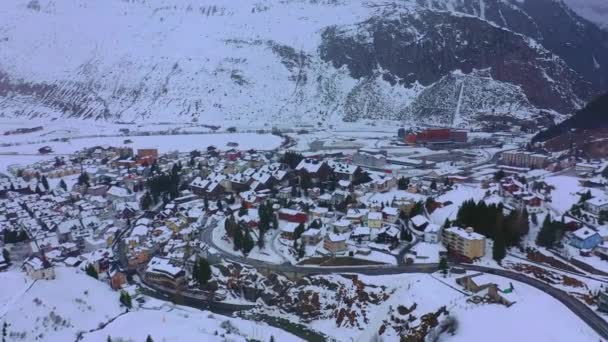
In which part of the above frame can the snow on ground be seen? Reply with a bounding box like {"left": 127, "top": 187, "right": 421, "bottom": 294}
{"left": 0, "top": 132, "right": 283, "bottom": 155}
{"left": 0, "top": 267, "right": 300, "bottom": 341}
{"left": 544, "top": 175, "right": 605, "bottom": 216}
{"left": 361, "top": 189, "right": 426, "bottom": 206}
{"left": 304, "top": 272, "right": 602, "bottom": 342}
{"left": 1, "top": 267, "right": 124, "bottom": 341}
{"left": 83, "top": 298, "right": 300, "bottom": 342}
{"left": 352, "top": 250, "right": 397, "bottom": 265}
{"left": 409, "top": 242, "right": 446, "bottom": 263}
{"left": 0, "top": 270, "right": 33, "bottom": 318}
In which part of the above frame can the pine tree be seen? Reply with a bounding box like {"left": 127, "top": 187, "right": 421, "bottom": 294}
{"left": 216, "top": 199, "right": 223, "bottom": 211}
{"left": 233, "top": 223, "right": 243, "bottom": 251}
{"left": 493, "top": 225, "right": 506, "bottom": 263}
{"left": 78, "top": 172, "right": 90, "bottom": 186}
{"left": 2, "top": 249, "right": 9, "bottom": 264}
{"left": 297, "top": 242, "right": 306, "bottom": 260}
{"left": 242, "top": 231, "right": 254, "bottom": 255}
{"left": 439, "top": 257, "right": 448, "bottom": 277}
{"left": 85, "top": 264, "right": 98, "bottom": 279}
{"left": 196, "top": 258, "right": 212, "bottom": 287}
{"left": 140, "top": 191, "right": 152, "bottom": 210}
{"left": 192, "top": 261, "right": 199, "bottom": 284}
{"left": 59, "top": 179, "right": 68, "bottom": 191}
{"left": 119, "top": 291, "right": 132, "bottom": 309}
{"left": 430, "top": 179, "right": 437, "bottom": 191}
{"left": 41, "top": 175, "right": 49, "bottom": 192}
{"left": 272, "top": 215, "right": 278, "bottom": 230}
{"left": 536, "top": 214, "right": 555, "bottom": 248}
{"left": 146, "top": 335, "right": 154, "bottom": 342}
{"left": 106, "top": 336, "right": 112, "bottom": 342}
{"left": 238, "top": 204, "right": 248, "bottom": 217}
{"left": 257, "top": 229, "right": 265, "bottom": 249}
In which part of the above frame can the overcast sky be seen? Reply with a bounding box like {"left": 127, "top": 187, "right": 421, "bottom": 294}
{"left": 562, "top": 0, "right": 608, "bottom": 28}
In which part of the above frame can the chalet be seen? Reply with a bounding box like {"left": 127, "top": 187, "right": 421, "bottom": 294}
{"left": 367, "top": 212, "right": 383, "bottom": 229}
{"left": 410, "top": 215, "right": 429, "bottom": 231}
{"left": 23, "top": 256, "right": 55, "bottom": 280}
{"left": 352, "top": 226, "right": 371, "bottom": 242}
{"left": 329, "top": 161, "right": 363, "bottom": 182}
{"left": 323, "top": 233, "right": 347, "bottom": 254}
{"left": 144, "top": 257, "right": 186, "bottom": 289}
{"left": 569, "top": 227, "right": 602, "bottom": 250}
{"left": 382, "top": 207, "right": 399, "bottom": 224}
{"left": 301, "top": 228, "right": 322, "bottom": 245}
{"left": 332, "top": 219, "right": 352, "bottom": 233}
{"left": 345, "top": 209, "right": 367, "bottom": 225}
{"left": 109, "top": 263, "right": 127, "bottom": 290}
{"left": 424, "top": 223, "right": 441, "bottom": 243}
{"left": 278, "top": 208, "right": 307, "bottom": 224}
{"left": 585, "top": 197, "right": 608, "bottom": 215}
{"left": 87, "top": 185, "right": 108, "bottom": 197}
{"left": 280, "top": 222, "right": 299, "bottom": 240}
{"left": 295, "top": 159, "right": 332, "bottom": 183}
{"left": 106, "top": 186, "right": 136, "bottom": 202}
{"left": 376, "top": 226, "right": 400, "bottom": 245}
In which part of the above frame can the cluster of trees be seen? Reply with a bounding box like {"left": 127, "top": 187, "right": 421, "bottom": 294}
{"left": 456, "top": 200, "right": 529, "bottom": 262}
{"left": 397, "top": 177, "right": 410, "bottom": 190}
{"left": 3, "top": 230, "right": 28, "bottom": 243}
{"left": 192, "top": 257, "right": 212, "bottom": 289}
{"left": 281, "top": 151, "right": 303, "bottom": 169}
{"left": 536, "top": 214, "right": 566, "bottom": 248}
{"left": 147, "top": 169, "right": 180, "bottom": 203}
{"left": 224, "top": 216, "right": 255, "bottom": 256}
{"left": 256, "top": 202, "right": 277, "bottom": 249}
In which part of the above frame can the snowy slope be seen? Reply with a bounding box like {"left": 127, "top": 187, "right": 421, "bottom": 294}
{"left": 0, "top": 0, "right": 604, "bottom": 125}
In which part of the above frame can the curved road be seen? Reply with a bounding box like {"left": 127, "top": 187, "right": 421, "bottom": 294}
{"left": 201, "top": 222, "right": 608, "bottom": 339}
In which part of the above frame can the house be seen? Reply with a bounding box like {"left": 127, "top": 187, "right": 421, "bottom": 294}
{"left": 144, "top": 257, "right": 186, "bottom": 289}
{"left": 87, "top": 185, "right": 108, "bottom": 197}
{"left": 442, "top": 227, "right": 486, "bottom": 261}
{"left": 367, "top": 212, "right": 383, "bottom": 229}
{"left": 323, "top": 233, "right": 347, "bottom": 254}
{"left": 295, "top": 159, "right": 332, "bottom": 182}
{"left": 585, "top": 197, "right": 608, "bottom": 215}
{"left": 280, "top": 222, "right": 300, "bottom": 240}
{"left": 569, "top": 227, "right": 602, "bottom": 250}
{"left": 106, "top": 186, "right": 136, "bottom": 202}
{"left": 424, "top": 223, "right": 441, "bottom": 243}
{"left": 352, "top": 226, "right": 371, "bottom": 242}
{"left": 332, "top": 219, "right": 352, "bottom": 233}
{"left": 137, "top": 148, "right": 159, "bottom": 165}
{"left": 382, "top": 207, "right": 400, "bottom": 224}
{"left": 376, "top": 226, "right": 400, "bottom": 245}
{"left": 109, "top": 264, "right": 127, "bottom": 290}
{"left": 278, "top": 208, "right": 308, "bottom": 224}
{"left": 23, "top": 256, "right": 55, "bottom": 280}
{"left": 345, "top": 209, "right": 367, "bottom": 225}
{"left": 410, "top": 215, "right": 429, "bottom": 231}
{"left": 301, "top": 228, "right": 322, "bottom": 245}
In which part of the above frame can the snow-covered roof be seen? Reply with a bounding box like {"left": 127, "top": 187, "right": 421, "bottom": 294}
{"left": 146, "top": 257, "right": 183, "bottom": 278}
{"left": 572, "top": 227, "right": 600, "bottom": 240}
{"left": 445, "top": 227, "right": 485, "bottom": 241}
{"left": 411, "top": 215, "right": 428, "bottom": 227}
{"left": 368, "top": 212, "right": 383, "bottom": 221}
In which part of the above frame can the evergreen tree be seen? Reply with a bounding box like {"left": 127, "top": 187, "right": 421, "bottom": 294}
{"left": 531, "top": 212, "right": 538, "bottom": 225}
{"left": 216, "top": 199, "right": 223, "bottom": 211}
{"left": 59, "top": 179, "right": 67, "bottom": 191}
{"left": 272, "top": 215, "right": 278, "bottom": 230}
{"left": 238, "top": 204, "right": 248, "bottom": 217}
{"left": 397, "top": 177, "right": 410, "bottom": 190}
{"left": 443, "top": 218, "right": 451, "bottom": 228}
{"left": 85, "top": 264, "right": 98, "bottom": 279}
{"left": 294, "top": 223, "right": 305, "bottom": 240}
{"left": 192, "top": 260, "right": 199, "bottom": 284}
{"left": 536, "top": 214, "right": 555, "bottom": 248}
{"left": 242, "top": 231, "right": 254, "bottom": 255}
{"left": 439, "top": 257, "right": 448, "bottom": 277}
{"left": 233, "top": 223, "right": 243, "bottom": 251}
{"left": 78, "top": 172, "right": 90, "bottom": 186}
{"left": 40, "top": 175, "right": 49, "bottom": 192}
{"left": 492, "top": 223, "right": 506, "bottom": 263}
{"left": 140, "top": 191, "right": 152, "bottom": 210}
{"left": 146, "top": 335, "right": 154, "bottom": 342}
{"left": 196, "top": 258, "right": 212, "bottom": 287}
{"left": 297, "top": 242, "right": 306, "bottom": 260}
{"left": 106, "top": 336, "right": 112, "bottom": 342}
{"left": 257, "top": 229, "right": 265, "bottom": 249}
{"left": 430, "top": 179, "right": 437, "bottom": 191}
{"left": 2, "top": 249, "right": 9, "bottom": 264}
{"left": 119, "top": 291, "right": 132, "bottom": 309}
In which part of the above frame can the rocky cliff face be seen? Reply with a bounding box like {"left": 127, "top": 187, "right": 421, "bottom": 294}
{"left": 320, "top": 4, "right": 598, "bottom": 121}
{"left": 0, "top": 0, "right": 605, "bottom": 126}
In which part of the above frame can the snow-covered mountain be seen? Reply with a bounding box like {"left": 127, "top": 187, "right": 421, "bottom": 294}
{"left": 0, "top": 0, "right": 605, "bottom": 126}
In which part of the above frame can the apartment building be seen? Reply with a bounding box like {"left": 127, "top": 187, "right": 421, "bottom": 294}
{"left": 442, "top": 227, "right": 486, "bottom": 260}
